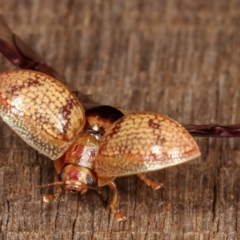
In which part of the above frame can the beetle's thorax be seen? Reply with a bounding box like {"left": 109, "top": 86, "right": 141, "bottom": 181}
{"left": 54, "top": 133, "right": 100, "bottom": 173}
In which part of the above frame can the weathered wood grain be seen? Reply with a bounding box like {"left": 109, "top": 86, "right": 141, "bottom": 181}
{"left": 0, "top": 0, "right": 240, "bottom": 239}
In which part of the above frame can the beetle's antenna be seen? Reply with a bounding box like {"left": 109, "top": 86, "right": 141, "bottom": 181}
{"left": 87, "top": 186, "right": 101, "bottom": 191}
{"left": 14, "top": 181, "right": 64, "bottom": 195}
{"left": 33, "top": 181, "right": 64, "bottom": 189}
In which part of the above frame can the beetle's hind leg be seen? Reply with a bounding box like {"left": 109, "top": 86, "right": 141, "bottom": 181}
{"left": 137, "top": 173, "right": 163, "bottom": 189}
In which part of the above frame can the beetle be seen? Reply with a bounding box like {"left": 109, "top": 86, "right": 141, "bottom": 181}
{"left": 0, "top": 16, "right": 239, "bottom": 221}
{"left": 0, "top": 69, "right": 200, "bottom": 220}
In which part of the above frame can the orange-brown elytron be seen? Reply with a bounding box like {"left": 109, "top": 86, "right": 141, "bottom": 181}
{"left": 0, "top": 70, "right": 85, "bottom": 159}
{"left": 95, "top": 112, "right": 199, "bottom": 178}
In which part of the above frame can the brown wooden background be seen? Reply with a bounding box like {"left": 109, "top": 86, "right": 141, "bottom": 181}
{"left": 0, "top": 1, "right": 240, "bottom": 239}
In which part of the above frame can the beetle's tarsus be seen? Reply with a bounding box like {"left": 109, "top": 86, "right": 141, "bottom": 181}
{"left": 137, "top": 173, "right": 163, "bottom": 189}
{"left": 113, "top": 211, "right": 127, "bottom": 221}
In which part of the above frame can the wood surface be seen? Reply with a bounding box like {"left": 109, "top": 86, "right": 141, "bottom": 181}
{"left": 0, "top": 1, "right": 240, "bottom": 239}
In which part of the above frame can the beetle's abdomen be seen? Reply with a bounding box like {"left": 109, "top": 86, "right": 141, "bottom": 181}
{"left": 0, "top": 70, "right": 85, "bottom": 159}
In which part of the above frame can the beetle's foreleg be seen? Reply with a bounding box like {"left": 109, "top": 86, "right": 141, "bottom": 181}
{"left": 137, "top": 173, "right": 163, "bottom": 189}
{"left": 107, "top": 181, "right": 126, "bottom": 221}
{"left": 42, "top": 171, "right": 63, "bottom": 202}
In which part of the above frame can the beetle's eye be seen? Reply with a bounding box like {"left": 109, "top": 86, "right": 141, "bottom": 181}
{"left": 86, "top": 175, "right": 95, "bottom": 186}
{"left": 59, "top": 172, "right": 65, "bottom": 180}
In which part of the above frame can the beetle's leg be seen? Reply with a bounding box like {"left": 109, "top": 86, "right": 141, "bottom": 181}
{"left": 107, "top": 181, "right": 126, "bottom": 221}
{"left": 42, "top": 171, "right": 63, "bottom": 202}
{"left": 136, "top": 173, "right": 163, "bottom": 189}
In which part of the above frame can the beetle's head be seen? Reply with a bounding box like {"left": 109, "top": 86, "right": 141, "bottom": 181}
{"left": 59, "top": 164, "right": 97, "bottom": 194}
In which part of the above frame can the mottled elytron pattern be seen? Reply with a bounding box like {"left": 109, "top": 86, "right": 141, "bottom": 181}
{"left": 94, "top": 112, "right": 200, "bottom": 177}
{"left": 0, "top": 70, "right": 85, "bottom": 159}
